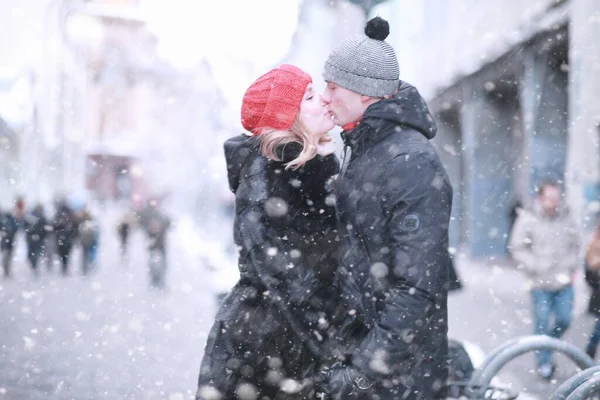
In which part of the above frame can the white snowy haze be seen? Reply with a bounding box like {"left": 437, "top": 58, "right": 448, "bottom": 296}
{"left": 142, "top": 0, "right": 303, "bottom": 113}
{"left": 4, "top": 1, "right": 600, "bottom": 400}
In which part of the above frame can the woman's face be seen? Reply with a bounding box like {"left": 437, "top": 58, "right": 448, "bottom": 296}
{"left": 298, "top": 83, "right": 334, "bottom": 140}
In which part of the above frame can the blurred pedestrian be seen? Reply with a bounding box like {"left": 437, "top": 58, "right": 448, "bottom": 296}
{"left": 0, "top": 207, "right": 19, "bottom": 278}
{"left": 43, "top": 227, "right": 58, "bottom": 271}
{"left": 24, "top": 204, "right": 49, "bottom": 276}
{"left": 15, "top": 196, "right": 25, "bottom": 223}
{"left": 116, "top": 212, "right": 133, "bottom": 258}
{"left": 509, "top": 180, "right": 580, "bottom": 379}
{"left": 52, "top": 200, "right": 78, "bottom": 275}
{"left": 584, "top": 222, "right": 600, "bottom": 358}
{"left": 140, "top": 199, "right": 170, "bottom": 288}
{"left": 78, "top": 209, "right": 100, "bottom": 276}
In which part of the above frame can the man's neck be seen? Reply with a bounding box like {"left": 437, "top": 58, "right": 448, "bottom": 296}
{"left": 340, "top": 97, "right": 384, "bottom": 131}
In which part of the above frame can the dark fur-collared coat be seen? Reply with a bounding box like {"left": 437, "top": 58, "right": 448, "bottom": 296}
{"left": 196, "top": 135, "right": 341, "bottom": 400}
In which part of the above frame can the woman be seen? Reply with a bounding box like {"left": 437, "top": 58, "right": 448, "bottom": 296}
{"left": 196, "top": 65, "right": 341, "bottom": 400}
{"left": 585, "top": 223, "right": 600, "bottom": 358}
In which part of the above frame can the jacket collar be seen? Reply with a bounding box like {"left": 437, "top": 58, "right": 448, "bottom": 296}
{"left": 340, "top": 117, "right": 393, "bottom": 154}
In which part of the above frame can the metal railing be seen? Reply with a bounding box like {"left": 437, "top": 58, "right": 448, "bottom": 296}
{"left": 463, "top": 335, "right": 596, "bottom": 399}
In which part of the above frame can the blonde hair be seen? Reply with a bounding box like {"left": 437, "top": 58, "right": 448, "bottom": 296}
{"left": 258, "top": 115, "right": 318, "bottom": 170}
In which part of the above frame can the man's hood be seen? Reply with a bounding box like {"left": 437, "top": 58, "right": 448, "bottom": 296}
{"left": 224, "top": 134, "right": 259, "bottom": 194}
{"left": 362, "top": 81, "right": 437, "bottom": 140}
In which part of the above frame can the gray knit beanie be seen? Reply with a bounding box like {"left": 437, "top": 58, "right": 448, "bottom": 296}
{"left": 323, "top": 17, "right": 399, "bottom": 97}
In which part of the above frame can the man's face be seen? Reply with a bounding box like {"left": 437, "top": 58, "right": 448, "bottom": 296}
{"left": 540, "top": 185, "right": 561, "bottom": 216}
{"left": 321, "top": 82, "right": 367, "bottom": 127}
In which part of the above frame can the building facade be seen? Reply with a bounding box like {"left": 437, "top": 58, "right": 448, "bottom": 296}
{"left": 375, "top": 0, "right": 600, "bottom": 258}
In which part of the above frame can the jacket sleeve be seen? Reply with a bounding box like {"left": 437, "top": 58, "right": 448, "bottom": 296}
{"left": 351, "top": 154, "right": 452, "bottom": 379}
{"left": 509, "top": 211, "right": 536, "bottom": 273}
{"left": 566, "top": 218, "right": 581, "bottom": 275}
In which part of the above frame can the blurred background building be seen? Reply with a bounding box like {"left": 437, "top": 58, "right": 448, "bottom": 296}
{"left": 375, "top": 0, "right": 600, "bottom": 258}
{"left": 0, "top": 0, "right": 372, "bottom": 215}
{"left": 0, "top": 0, "right": 235, "bottom": 214}
{"left": 2, "top": 0, "right": 599, "bottom": 262}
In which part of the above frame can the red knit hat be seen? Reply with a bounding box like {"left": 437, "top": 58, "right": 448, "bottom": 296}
{"left": 241, "top": 64, "right": 312, "bottom": 135}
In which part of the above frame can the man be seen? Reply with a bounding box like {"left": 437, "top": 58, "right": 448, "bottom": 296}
{"left": 509, "top": 181, "right": 579, "bottom": 380}
{"left": 140, "top": 198, "right": 170, "bottom": 288}
{"left": 320, "top": 17, "right": 453, "bottom": 399}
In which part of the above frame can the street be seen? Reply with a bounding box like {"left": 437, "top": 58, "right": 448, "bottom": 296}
{"left": 450, "top": 256, "right": 596, "bottom": 399}
{"left": 0, "top": 209, "right": 598, "bottom": 399}
{"left": 0, "top": 208, "right": 224, "bottom": 400}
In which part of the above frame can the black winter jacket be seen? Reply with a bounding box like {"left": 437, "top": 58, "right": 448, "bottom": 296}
{"left": 0, "top": 212, "right": 19, "bottom": 250}
{"left": 334, "top": 82, "right": 453, "bottom": 399}
{"left": 53, "top": 205, "right": 78, "bottom": 251}
{"left": 197, "top": 135, "right": 341, "bottom": 399}
{"left": 24, "top": 209, "right": 48, "bottom": 252}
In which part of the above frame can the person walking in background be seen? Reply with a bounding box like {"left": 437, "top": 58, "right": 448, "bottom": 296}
{"left": 116, "top": 212, "right": 133, "bottom": 258}
{"left": 52, "top": 199, "right": 78, "bottom": 275}
{"left": 78, "top": 209, "right": 100, "bottom": 276}
{"left": 14, "top": 196, "right": 25, "bottom": 225}
{"left": 509, "top": 180, "right": 580, "bottom": 380}
{"left": 0, "top": 207, "right": 19, "bottom": 278}
{"left": 584, "top": 222, "right": 600, "bottom": 358}
{"left": 24, "top": 204, "right": 48, "bottom": 276}
{"left": 43, "top": 223, "right": 58, "bottom": 272}
{"left": 140, "top": 198, "right": 171, "bottom": 288}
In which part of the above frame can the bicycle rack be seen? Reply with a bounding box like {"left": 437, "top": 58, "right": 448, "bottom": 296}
{"left": 549, "top": 365, "right": 600, "bottom": 400}
{"left": 564, "top": 372, "right": 600, "bottom": 400}
{"left": 445, "top": 381, "right": 519, "bottom": 399}
{"left": 466, "top": 335, "right": 596, "bottom": 399}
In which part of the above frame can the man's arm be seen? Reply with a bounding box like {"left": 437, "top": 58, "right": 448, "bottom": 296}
{"left": 350, "top": 154, "right": 452, "bottom": 381}
{"left": 566, "top": 217, "right": 581, "bottom": 276}
{"left": 508, "top": 212, "right": 536, "bottom": 272}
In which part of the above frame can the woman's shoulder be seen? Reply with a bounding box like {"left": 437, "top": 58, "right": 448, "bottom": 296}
{"left": 299, "top": 153, "right": 340, "bottom": 178}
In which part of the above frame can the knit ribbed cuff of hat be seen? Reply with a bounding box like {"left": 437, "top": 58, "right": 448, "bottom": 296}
{"left": 323, "top": 61, "right": 399, "bottom": 98}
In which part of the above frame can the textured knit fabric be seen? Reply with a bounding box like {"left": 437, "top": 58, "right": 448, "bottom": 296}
{"left": 241, "top": 64, "right": 311, "bottom": 135}
{"left": 323, "top": 19, "right": 399, "bottom": 97}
